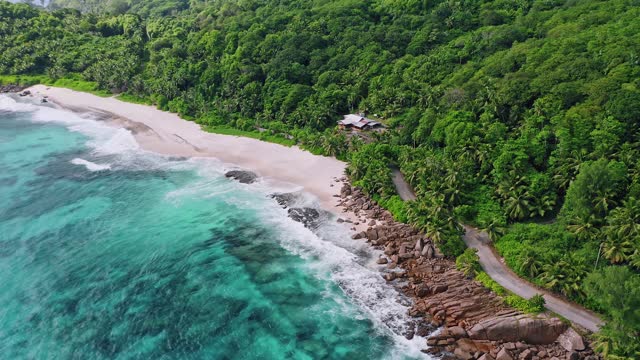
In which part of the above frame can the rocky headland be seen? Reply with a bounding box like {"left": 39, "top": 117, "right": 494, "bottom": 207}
{"left": 335, "top": 179, "right": 600, "bottom": 360}
{"left": 224, "top": 167, "right": 600, "bottom": 360}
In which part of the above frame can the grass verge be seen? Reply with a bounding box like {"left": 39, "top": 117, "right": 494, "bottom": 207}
{"left": 116, "top": 93, "right": 152, "bottom": 105}
{"left": 0, "top": 74, "right": 111, "bottom": 97}
{"left": 204, "top": 125, "right": 296, "bottom": 147}
{"left": 474, "top": 271, "right": 546, "bottom": 313}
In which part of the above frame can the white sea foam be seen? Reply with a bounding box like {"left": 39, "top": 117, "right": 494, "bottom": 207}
{"left": 0, "top": 95, "right": 38, "bottom": 112}
{"left": 30, "top": 106, "right": 141, "bottom": 156}
{"left": 173, "top": 175, "right": 433, "bottom": 359}
{"left": 70, "top": 158, "right": 111, "bottom": 172}
{"left": 259, "top": 208, "right": 431, "bottom": 359}
{"left": 5, "top": 95, "right": 433, "bottom": 359}
{"left": 160, "top": 149, "right": 433, "bottom": 359}
{"left": 2, "top": 95, "right": 143, "bottom": 164}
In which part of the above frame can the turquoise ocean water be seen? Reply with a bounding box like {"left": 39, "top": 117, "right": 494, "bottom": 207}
{"left": 0, "top": 96, "right": 429, "bottom": 359}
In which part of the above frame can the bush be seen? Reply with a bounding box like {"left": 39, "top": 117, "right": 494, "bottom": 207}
{"left": 199, "top": 111, "right": 226, "bottom": 126}
{"left": 378, "top": 195, "right": 408, "bottom": 222}
{"left": 468, "top": 185, "right": 507, "bottom": 228}
{"left": 454, "top": 204, "right": 477, "bottom": 223}
{"left": 504, "top": 294, "right": 546, "bottom": 314}
{"left": 494, "top": 223, "right": 573, "bottom": 279}
{"left": 475, "top": 271, "right": 507, "bottom": 296}
{"left": 476, "top": 271, "right": 546, "bottom": 313}
{"left": 529, "top": 294, "right": 546, "bottom": 310}
{"left": 456, "top": 248, "right": 481, "bottom": 277}
{"left": 439, "top": 234, "right": 467, "bottom": 258}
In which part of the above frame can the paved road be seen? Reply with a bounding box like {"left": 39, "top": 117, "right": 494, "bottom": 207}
{"left": 390, "top": 167, "right": 417, "bottom": 201}
{"left": 463, "top": 225, "right": 603, "bottom": 332}
{"left": 389, "top": 168, "right": 603, "bottom": 332}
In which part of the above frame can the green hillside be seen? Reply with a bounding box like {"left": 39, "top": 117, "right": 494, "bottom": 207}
{"left": 1, "top": 0, "right": 639, "bottom": 357}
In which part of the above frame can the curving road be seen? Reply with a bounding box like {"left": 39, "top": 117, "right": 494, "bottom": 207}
{"left": 389, "top": 168, "right": 603, "bottom": 332}
{"left": 390, "top": 167, "right": 417, "bottom": 201}
{"left": 463, "top": 226, "right": 603, "bottom": 332}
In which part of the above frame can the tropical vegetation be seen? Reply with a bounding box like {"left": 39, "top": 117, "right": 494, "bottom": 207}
{"left": 1, "top": 0, "right": 640, "bottom": 356}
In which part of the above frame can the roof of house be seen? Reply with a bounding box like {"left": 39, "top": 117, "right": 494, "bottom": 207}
{"left": 338, "top": 114, "right": 382, "bottom": 128}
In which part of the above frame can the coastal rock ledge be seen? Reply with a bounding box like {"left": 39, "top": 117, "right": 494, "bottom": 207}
{"left": 0, "top": 84, "right": 27, "bottom": 93}
{"left": 335, "top": 179, "right": 601, "bottom": 360}
{"left": 467, "top": 314, "right": 567, "bottom": 344}
{"left": 225, "top": 170, "right": 258, "bottom": 184}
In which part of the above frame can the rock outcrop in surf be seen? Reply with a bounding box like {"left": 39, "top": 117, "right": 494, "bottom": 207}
{"left": 335, "top": 179, "right": 600, "bottom": 360}
{"left": 225, "top": 170, "right": 258, "bottom": 184}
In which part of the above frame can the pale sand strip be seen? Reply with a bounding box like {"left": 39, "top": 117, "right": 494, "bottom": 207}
{"left": 27, "top": 85, "right": 372, "bottom": 231}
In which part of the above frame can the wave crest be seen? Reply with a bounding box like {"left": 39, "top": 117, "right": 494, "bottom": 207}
{"left": 70, "top": 158, "right": 111, "bottom": 171}
{"left": 0, "top": 95, "right": 38, "bottom": 112}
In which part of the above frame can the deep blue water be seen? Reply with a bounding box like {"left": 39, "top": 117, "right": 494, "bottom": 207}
{"left": 0, "top": 96, "right": 427, "bottom": 359}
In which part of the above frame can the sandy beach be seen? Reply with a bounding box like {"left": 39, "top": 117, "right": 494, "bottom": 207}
{"left": 26, "top": 85, "right": 372, "bottom": 230}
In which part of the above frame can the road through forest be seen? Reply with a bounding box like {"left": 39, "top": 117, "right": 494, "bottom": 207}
{"left": 390, "top": 168, "right": 603, "bottom": 332}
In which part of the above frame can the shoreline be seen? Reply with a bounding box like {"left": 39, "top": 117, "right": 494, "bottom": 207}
{"left": 25, "top": 85, "right": 375, "bottom": 232}
{"left": 16, "top": 86, "right": 600, "bottom": 359}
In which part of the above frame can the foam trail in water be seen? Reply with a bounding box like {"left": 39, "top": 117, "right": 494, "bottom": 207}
{"left": 264, "top": 210, "right": 431, "bottom": 359}
{"left": 175, "top": 172, "right": 433, "bottom": 359}
{"left": 70, "top": 158, "right": 111, "bottom": 171}
{"left": 0, "top": 95, "right": 38, "bottom": 112}
{"left": 4, "top": 95, "right": 433, "bottom": 359}
{"left": 2, "top": 95, "right": 154, "bottom": 169}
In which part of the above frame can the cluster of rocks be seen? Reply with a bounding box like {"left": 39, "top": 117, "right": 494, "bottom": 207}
{"left": 0, "top": 84, "right": 27, "bottom": 93}
{"left": 337, "top": 183, "right": 394, "bottom": 223}
{"left": 224, "top": 169, "right": 258, "bottom": 184}
{"left": 225, "top": 172, "right": 330, "bottom": 229}
{"left": 286, "top": 207, "right": 326, "bottom": 229}
{"left": 270, "top": 192, "right": 331, "bottom": 229}
{"left": 335, "top": 180, "right": 600, "bottom": 360}
{"left": 426, "top": 322, "right": 596, "bottom": 360}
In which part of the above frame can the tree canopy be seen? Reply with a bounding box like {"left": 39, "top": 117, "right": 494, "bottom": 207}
{"left": 2, "top": 0, "right": 640, "bottom": 356}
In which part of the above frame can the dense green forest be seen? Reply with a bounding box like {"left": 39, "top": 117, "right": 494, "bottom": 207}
{"left": 1, "top": 0, "right": 640, "bottom": 357}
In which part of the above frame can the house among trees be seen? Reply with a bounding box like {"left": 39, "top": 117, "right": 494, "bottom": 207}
{"left": 337, "top": 113, "right": 384, "bottom": 131}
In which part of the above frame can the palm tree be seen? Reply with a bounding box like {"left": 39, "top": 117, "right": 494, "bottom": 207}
{"left": 406, "top": 166, "right": 424, "bottom": 187}
{"left": 602, "top": 234, "right": 633, "bottom": 264}
{"left": 539, "top": 262, "right": 564, "bottom": 292}
{"left": 425, "top": 222, "right": 447, "bottom": 244}
{"left": 539, "top": 258, "right": 586, "bottom": 299}
{"left": 482, "top": 220, "right": 505, "bottom": 242}
{"left": 567, "top": 214, "right": 600, "bottom": 242}
{"left": 529, "top": 194, "right": 556, "bottom": 218}
{"left": 444, "top": 214, "right": 463, "bottom": 233}
{"left": 560, "top": 266, "right": 587, "bottom": 300}
{"left": 348, "top": 136, "right": 363, "bottom": 152}
{"left": 629, "top": 249, "right": 640, "bottom": 270}
{"left": 606, "top": 197, "right": 640, "bottom": 238}
{"left": 443, "top": 185, "right": 462, "bottom": 206}
{"left": 504, "top": 192, "right": 531, "bottom": 220}
{"left": 591, "top": 331, "right": 614, "bottom": 360}
{"left": 518, "top": 249, "right": 542, "bottom": 278}
{"left": 552, "top": 149, "right": 587, "bottom": 192}
{"left": 593, "top": 189, "right": 618, "bottom": 217}
{"left": 458, "top": 256, "right": 479, "bottom": 277}
{"left": 496, "top": 174, "right": 527, "bottom": 200}
{"left": 454, "top": 141, "right": 481, "bottom": 164}
{"left": 443, "top": 170, "right": 460, "bottom": 188}
{"left": 305, "top": 135, "right": 323, "bottom": 151}
{"left": 406, "top": 200, "right": 432, "bottom": 233}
